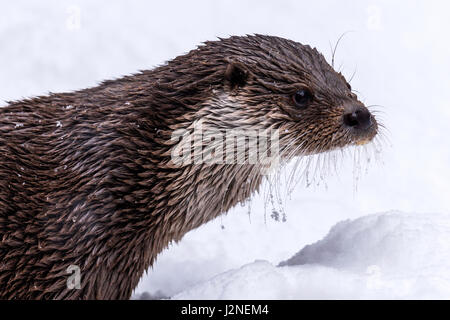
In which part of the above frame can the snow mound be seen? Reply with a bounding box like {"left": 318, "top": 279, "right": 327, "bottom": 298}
{"left": 174, "top": 211, "right": 450, "bottom": 299}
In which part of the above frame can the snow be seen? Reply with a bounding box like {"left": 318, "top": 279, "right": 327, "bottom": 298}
{"left": 1, "top": 0, "right": 450, "bottom": 299}
{"left": 175, "top": 211, "right": 450, "bottom": 299}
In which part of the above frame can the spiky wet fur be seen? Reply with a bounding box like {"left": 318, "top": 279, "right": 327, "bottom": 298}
{"left": 0, "top": 35, "right": 378, "bottom": 299}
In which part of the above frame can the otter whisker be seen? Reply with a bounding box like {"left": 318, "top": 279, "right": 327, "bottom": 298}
{"left": 348, "top": 66, "right": 358, "bottom": 84}
{"left": 0, "top": 34, "right": 381, "bottom": 299}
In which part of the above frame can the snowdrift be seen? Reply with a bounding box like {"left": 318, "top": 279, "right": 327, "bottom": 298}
{"left": 173, "top": 211, "right": 450, "bottom": 299}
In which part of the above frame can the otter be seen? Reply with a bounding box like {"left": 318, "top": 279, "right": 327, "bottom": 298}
{"left": 0, "top": 35, "right": 378, "bottom": 299}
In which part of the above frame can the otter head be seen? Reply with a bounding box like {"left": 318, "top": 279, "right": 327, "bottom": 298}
{"left": 199, "top": 35, "right": 378, "bottom": 162}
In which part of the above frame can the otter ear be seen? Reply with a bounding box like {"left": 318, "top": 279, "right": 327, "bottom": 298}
{"left": 225, "top": 61, "right": 249, "bottom": 88}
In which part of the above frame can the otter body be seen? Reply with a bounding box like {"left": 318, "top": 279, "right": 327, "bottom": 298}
{"left": 0, "top": 35, "right": 377, "bottom": 299}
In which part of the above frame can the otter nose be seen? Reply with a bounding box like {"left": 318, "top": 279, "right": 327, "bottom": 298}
{"left": 343, "top": 106, "right": 372, "bottom": 130}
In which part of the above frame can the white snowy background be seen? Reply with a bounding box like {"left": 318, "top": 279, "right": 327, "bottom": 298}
{"left": 1, "top": 0, "right": 449, "bottom": 299}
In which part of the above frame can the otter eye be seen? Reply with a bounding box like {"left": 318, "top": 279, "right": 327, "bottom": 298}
{"left": 293, "top": 89, "right": 313, "bottom": 108}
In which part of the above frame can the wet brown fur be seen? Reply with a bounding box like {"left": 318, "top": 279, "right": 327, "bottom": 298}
{"left": 0, "top": 35, "right": 377, "bottom": 299}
